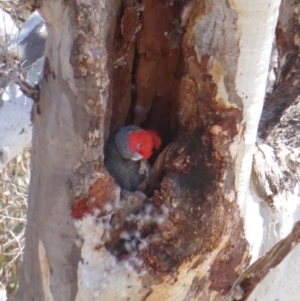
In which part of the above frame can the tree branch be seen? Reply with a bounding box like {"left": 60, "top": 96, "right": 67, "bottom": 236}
{"left": 223, "top": 221, "right": 300, "bottom": 301}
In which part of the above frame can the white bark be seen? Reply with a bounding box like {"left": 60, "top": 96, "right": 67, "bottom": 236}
{"left": 16, "top": 0, "right": 300, "bottom": 300}
{"left": 231, "top": 0, "right": 281, "bottom": 262}
{"left": 235, "top": 0, "right": 300, "bottom": 299}
{"left": 17, "top": 0, "right": 119, "bottom": 300}
{"left": 250, "top": 140, "right": 300, "bottom": 256}
{"left": 75, "top": 0, "right": 283, "bottom": 300}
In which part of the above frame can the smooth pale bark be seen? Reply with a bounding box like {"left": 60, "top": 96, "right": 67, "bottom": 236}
{"left": 17, "top": 0, "right": 119, "bottom": 300}
{"left": 232, "top": 0, "right": 281, "bottom": 261}
{"left": 16, "top": 0, "right": 300, "bottom": 301}
{"left": 250, "top": 0, "right": 300, "bottom": 254}
{"left": 245, "top": 0, "right": 300, "bottom": 299}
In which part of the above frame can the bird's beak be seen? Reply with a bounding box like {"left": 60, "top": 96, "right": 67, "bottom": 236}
{"left": 131, "top": 153, "right": 144, "bottom": 161}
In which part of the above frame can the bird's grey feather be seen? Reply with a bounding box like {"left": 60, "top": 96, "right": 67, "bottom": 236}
{"left": 115, "top": 125, "right": 140, "bottom": 160}
{"left": 104, "top": 129, "right": 146, "bottom": 192}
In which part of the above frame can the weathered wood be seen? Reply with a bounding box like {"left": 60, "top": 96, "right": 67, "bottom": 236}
{"left": 223, "top": 221, "right": 300, "bottom": 301}
{"left": 17, "top": 0, "right": 300, "bottom": 300}
{"left": 16, "top": 0, "right": 119, "bottom": 300}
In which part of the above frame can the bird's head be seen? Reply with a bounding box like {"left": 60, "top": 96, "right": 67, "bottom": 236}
{"left": 128, "top": 130, "right": 161, "bottom": 160}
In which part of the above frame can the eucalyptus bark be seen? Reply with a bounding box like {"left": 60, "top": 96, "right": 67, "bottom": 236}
{"left": 246, "top": 0, "right": 300, "bottom": 299}
{"left": 16, "top": 0, "right": 300, "bottom": 301}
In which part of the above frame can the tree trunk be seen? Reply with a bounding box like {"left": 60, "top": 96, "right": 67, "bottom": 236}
{"left": 16, "top": 0, "right": 300, "bottom": 300}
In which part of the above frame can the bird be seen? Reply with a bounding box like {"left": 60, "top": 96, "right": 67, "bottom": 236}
{"left": 104, "top": 125, "right": 161, "bottom": 192}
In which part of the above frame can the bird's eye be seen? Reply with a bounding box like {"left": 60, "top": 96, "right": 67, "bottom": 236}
{"left": 137, "top": 143, "right": 142, "bottom": 149}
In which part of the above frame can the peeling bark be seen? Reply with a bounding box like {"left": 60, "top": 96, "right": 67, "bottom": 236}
{"left": 246, "top": 0, "right": 300, "bottom": 299}
{"left": 251, "top": 0, "right": 300, "bottom": 256}
{"left": 16, "top": 0, "right": 300, "bottom": 300}
{"left": 17, "top": 0, "right": 119, "bottom": 300}
{"left": 224, "top": 221, "right": 300, "bottom": 301}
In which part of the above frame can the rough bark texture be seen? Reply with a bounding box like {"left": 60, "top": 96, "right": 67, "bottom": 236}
{"left": 224, "top": 221, "right": 300, "bottom": 301}
{"left": 17, "top": 0, "right": 119, "bottom": 300}
{"left": 251, "top": 0, "right": 300, "bottom": 254}
{"left": 17, "top": 0, "right": 300, "bottom": 300}
{"left": 71, "top": 0, "right": 276, "bottom": 300}
{"left": 245, "top": 0, "right": 300, "bottom": 299}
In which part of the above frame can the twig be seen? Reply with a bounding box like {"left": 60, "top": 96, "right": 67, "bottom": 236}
{"left": 4, "top": 248, "right": 23, "bottom": 269}
{"left": 0, "top": 179, "right": 29, "bottom": 190}
{"left": 0, "top": 214, "right": 26, "bottom": 222}
{"left": 0, "top": 66, "right": 40, "bottom": 103}
{"left": 8, "top": 230, "right": 23, "bottom": 259}
{"left": 15, "top": 75, "right": 40, "bottom": 102}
